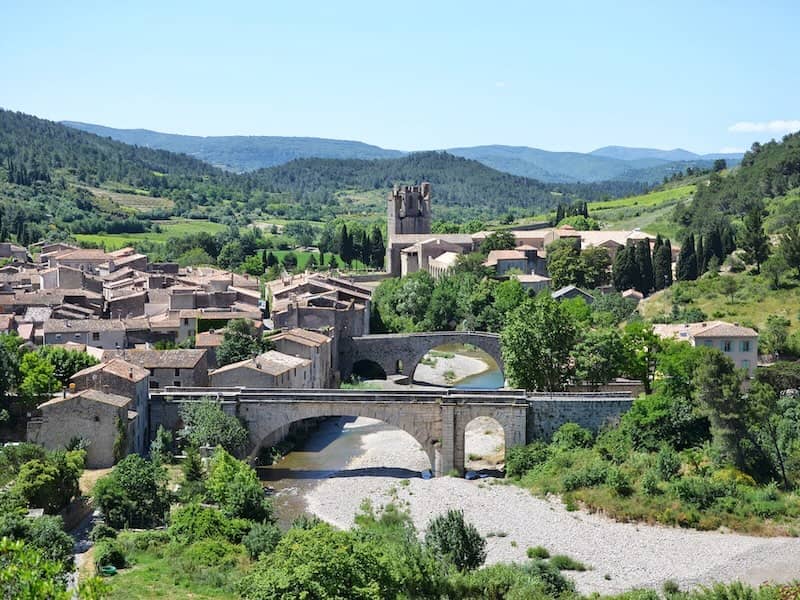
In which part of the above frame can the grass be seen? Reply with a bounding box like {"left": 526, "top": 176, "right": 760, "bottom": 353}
{"left": 75, "top": 219, "right": 228, "bottom": 250}
{"left": 104, "top": 538, "right": 247, "bottom": 599}
{"left": 84, "top": 185, "right": 175, "bottom": 212}
{"left": 639, "top": 270, "right": 800, "bottom": 337}
{"left": 589, "top": 184, "right": 696, "bottom": 238}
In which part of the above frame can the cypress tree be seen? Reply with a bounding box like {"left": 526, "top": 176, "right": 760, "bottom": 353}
{"left": 739, "top": 204, "right": 770, "bottom": 273}
{"left": 613, "top": 246, "right": 640, "bottom": 291}
{"left": 635, "top": 239, "right": 654, "bottom": 295}
{"left": 555, "top": 205, "right": 565, "bottom": 225}
{"left": 369, "top": 226, "right": 385, "bottom": 269}
{"left": 676, "top": 233, "right": 698, "bottom": 281}
{"left": 653, "top": 238, "right": 672, "bottom": 290}
{"left": 696, "top": 235, "right": 705, "bottom": 275}
{"left": 340, "top": 224, "right": 354, "bottom": 265}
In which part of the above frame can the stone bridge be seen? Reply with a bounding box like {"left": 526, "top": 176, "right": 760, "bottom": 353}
{"left": 341, "top": 331, "right": 503, "bottom": 381}
{"left": 150, "top": 387, "right": 527, "bottom": 476}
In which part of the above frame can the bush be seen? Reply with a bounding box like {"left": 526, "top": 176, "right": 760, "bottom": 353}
{"left": 93, "top": 455, "right": 171, "bottom": 529}
{"left": 670, "top": 477, "right": 731, "bottom": 510}
{"left": 117, "top": 529, "right": 170, "bottom": 552}
{"left": 524, "top": 559, "right": 576, "bottom": 596}
{"left": 94, "top": 539, "right": 127, "bottom": 570}
{"left": 656, "top": 446, "right": 682, "bottom": 481}
{"left": 206, "top": 449, "right": 273, "bottom": 522}
{"left": 181, "top": 538, "right": 243, "bottom": 569}
{"left": 551, "top": 423, "right": 594, "bottom": 451}
{"left": 640, "top": 469, "right": 661, "bottom": 496}
{"left": 561, "top": 460, "right": 609, "bottom": 491}
{"left": 424, "top": 509, "right": 487, "bottom": 572}
{"left": 25, "top": 516, "right": 74, "bottom": 571}
{"left": 448, "top": 562, "right": 552, "bottom": 599}
{"left": 527, "top": 545, "right": 550, "bottom": 559}
{"left": 180, "top": 401, "right": 249, "bottom": 457}
{"left": 606, "top": 467, "right": 633, "bottom": 496}
{"left": 89, "top": 523, "right": 117, "bottom": 542}
{"left": 549, "top": 554, "right": 588, "bottom": 571}
{"left": 505, "top": 442, "right": 550, "bottom": 478}
{"left": 12, "top": 450, "right": 85, "bottom": 514}
{"left": 243, "top": 522, "right": 282, "bottom": 559}
{"left": 169, "top": 504, "right": 250, "bottom": 545}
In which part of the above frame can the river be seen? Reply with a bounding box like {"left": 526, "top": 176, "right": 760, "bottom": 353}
{"left": 260, "top": 353, "right": 504, "bottom": 528}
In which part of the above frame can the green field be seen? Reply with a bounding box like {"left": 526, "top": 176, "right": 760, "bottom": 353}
{"left": 85, "top": 184, "right": 175, "bottom": 212}
{"left": 75, "top": 219, "right": 228, "bottom": 249}
{"left": 640, "top": 271, "right": 800, "bottom": 336}
{"left": 589, "top": 184, "right": 695, "bottom": 237}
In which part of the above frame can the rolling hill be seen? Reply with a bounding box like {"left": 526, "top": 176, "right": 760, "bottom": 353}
{"left": 62, "top": 121, "right": 742, "bottom": 184}
{"left": 62, "top": 121, "right": 405, "bottom": 172}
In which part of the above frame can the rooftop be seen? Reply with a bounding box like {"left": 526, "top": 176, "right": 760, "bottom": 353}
{"left": 39, "top": 388, "right": 132, "bottom": 409}
{"left": 653, "top": 321, "right": 758, "bottom": 340}
{"left": 71, "top": 358, "right": 150, "bottom": 383}
{"left": 210, "top": 350, "right": 310, "bottom": 377}
{"left": 105, "top": 349, "right": 207, "bottom": 369}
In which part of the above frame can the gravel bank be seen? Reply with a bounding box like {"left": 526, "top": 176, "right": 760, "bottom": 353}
{"left": 305, "top": 418, "right": 800, "bottom": 595}
{"left": 413, "top": 352, "right": 489, "bottom": 386}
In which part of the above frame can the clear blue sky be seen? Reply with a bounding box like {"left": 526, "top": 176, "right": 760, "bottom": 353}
{"left": 2, "top": 0, "right": 798, "bottom": 153}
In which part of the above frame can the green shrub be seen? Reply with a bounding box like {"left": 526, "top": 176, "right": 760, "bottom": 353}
{"left": 662, "top": 579, "right": 680, "bottom": 595}
{"left": 505, "top": 442, "right": 550, "bottom": 478}
{"left": 93, "top": 455, "right": 171, "bottom": 529}
{"left": 169, "top": 503, "right": 250, "bottom": 544}
{"left": 552, "top": 423, "right": 594, "bottom": 451}
{"left": 448, "top": 562, "right": 552, "bottom": 599}
{"left": 89, "top": 523, "right": 117, "bottom": 542}
{"left": 206, "top": 448, "right": 273, "bottom": 522}
{"left": 670, "top": 477, "right": 731, "bottom": 510}
{"left": 656, "top": 446, "right": 682, "bottom": 481}
{"left": 424, "top": 509, "right": 487, "bottom": 572}
{"left": 94, "top": 539, "right": 127, "bottom": 570}
{"left": 606, "top": 467, "right": 633, "bottom": 496}
{"left": 243, "top": 522, "right": 282, "bottom": 559}
{"left": 25, "top": 515, "right": 74, "bottom": 571}
{"left": 527, "top": 545, "right": 550, "bottom": 559}
{"left": 549, "top": 554, "right": 588, "bottom": 571}
{"left": 640, "top": 469, "right": 661, "bottom": 496}
{"left": 524, "top": 559, "right": 576, "bottom": 596}
{"left": 118, "top": 529, "right": 170, "bottom": 552}
{"left": 181, "top": 538, "right": 242, "bottom": 569}
{"left": 561, "top": 460, "right": 609, "bottom": 491}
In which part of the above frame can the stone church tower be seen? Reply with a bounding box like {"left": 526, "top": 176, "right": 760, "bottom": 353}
{"left": 387, "top": 183, "right": 432, "bottom": 237}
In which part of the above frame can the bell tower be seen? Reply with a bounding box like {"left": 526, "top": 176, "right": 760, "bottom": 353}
{"left": 387, "top": 182, "right": 432, "bottom": 237}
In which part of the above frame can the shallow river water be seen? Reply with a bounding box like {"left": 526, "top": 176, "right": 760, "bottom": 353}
{"left": 260, "top": 360, "right": 504, "bottom": 527}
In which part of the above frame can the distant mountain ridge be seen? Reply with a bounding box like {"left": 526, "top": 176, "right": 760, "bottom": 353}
{"left": 61, "top": 121, "right": 405, "bottom": 171}
{"left": 62, "top": 121, "right": 742, "bottom": 184}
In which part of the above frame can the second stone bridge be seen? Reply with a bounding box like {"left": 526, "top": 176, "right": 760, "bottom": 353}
{"left": 341, "top": 331, "right": 504, "bottom": 381}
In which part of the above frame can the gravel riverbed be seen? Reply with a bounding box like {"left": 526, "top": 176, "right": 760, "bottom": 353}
{"left": 305, "top": 418, "right": 800, "bottom": 595}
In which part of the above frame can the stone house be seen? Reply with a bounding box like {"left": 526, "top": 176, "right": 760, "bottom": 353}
{"left": 196, "top": 331, "right": 224, "bottom": 368}
{"left": 44, "top": 319, "right": 128, "bottom": 349}
{"left": 269, "top": 328, "right": 333, "bottom": 387}
{"left": 28, "top": 389, "right": 135, "bottom": 468}
{"left": 209, "top": 350, "right": 312, "bottom": 388}
{"left": 104, "top": 349, "right": 209, "bottom": 390}
{"left": 484, "top": 250, "right": 530, "bottom": 276}
{"left": 653, "top": 321, "right": 758, "bottom": 376}
{"left": 70, "top": 358, "right": 150, "bottom": 453}
{"left": 551, "top": 285, "right": 595, "bottom": 304}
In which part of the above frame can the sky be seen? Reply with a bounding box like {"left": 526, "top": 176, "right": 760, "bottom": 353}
{"left": 1, "top": 0, "right": 799, "bottom": 154}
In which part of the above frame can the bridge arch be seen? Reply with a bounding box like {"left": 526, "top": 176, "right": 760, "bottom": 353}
{"left": 344, "top": 332, "right": 504, "bottom": 382}
{"left": 237, "top": 400, "right": 440, "bottom": 472}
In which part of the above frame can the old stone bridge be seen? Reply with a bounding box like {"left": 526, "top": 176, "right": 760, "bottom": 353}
{"left": 151, "top": 387, "right": 526, "bottom": 476}
{"left": 340, "top": 331, "right": 503, "bottom": 380}
{"left": 150, "top": 387, "right": 633, "bottom": 476}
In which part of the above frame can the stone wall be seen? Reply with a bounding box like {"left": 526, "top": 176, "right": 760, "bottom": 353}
{"left": 526, "top": 395, "right": 634, "bottom": 442}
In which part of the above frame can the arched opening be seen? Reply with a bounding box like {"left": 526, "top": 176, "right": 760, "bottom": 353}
{"left": 350, "top": 359, "right": 388, "bottom": 382}
{"left": 412, "top": 343, "right": 504, "bottom": 388}
{"left": 257, "top": 415, "right": 434, "bottom": 527}
{"left": 464, "top": 416, "right": 505, "bottom": 476}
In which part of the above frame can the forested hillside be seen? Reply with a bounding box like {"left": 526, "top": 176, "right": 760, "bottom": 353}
{"left": 0, "top": 110, "right": 650, "bottom": 245}
{"left": 678, "top": 133, "right": 800, "bottom": 235}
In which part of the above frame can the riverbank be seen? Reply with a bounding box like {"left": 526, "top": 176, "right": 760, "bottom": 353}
{"left": 304, "top": 418, "right": 800, "bottom": 595}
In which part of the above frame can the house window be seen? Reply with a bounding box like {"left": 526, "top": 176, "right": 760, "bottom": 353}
{"left": 92, "top": 332, "right": 100, "bottom": 341}
{"left": 174, "top": 368, "right": 180, "bottom": 377}
{"left": 740, "top": 340, "right": 751, "bottom": 352}
{"left": 149, "top": 381, "right": 159, "bottom": 389}
{"left": 74, "top": 333, "right": 81, "bottom": 339}
{"left": 55, "top": 334, "right": 62, "bottom": 340}
{"left": 722, "top": 340, "right": 731, "bottom": 352}
{"left": 183, "top": 318, "right": 189, "bottom": 326}
{"left": 173, "top": 381, "right": 181, "bottom": 387}
{"left": 742, "top": 360, "right": 750, "bottom": 370}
